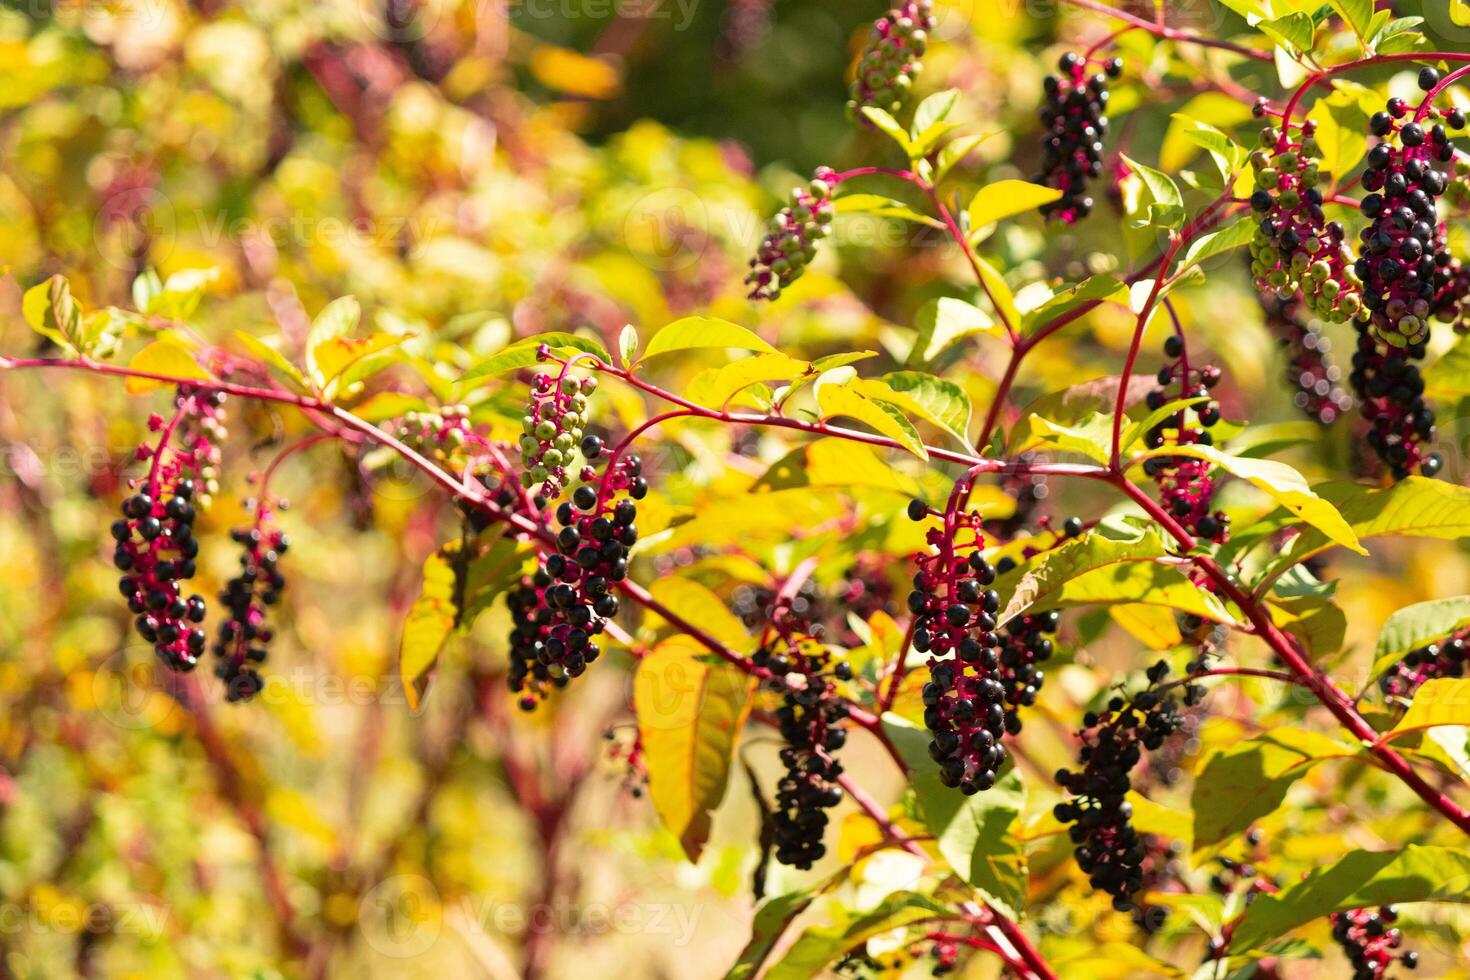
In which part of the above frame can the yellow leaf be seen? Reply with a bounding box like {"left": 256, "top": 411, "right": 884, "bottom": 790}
{"left": 314, "top": 332, "right": 411, "bottom": 386}
{"left": 125, "top": 339, "right": 214, "bottom": 395}
{"left": 648, "top": 578, "right": 750, "bottom": 651}
{"left": 1386, "top": 679, "right": 1470, "bottom": 739}
{"left": 966, "top": 179, "right": 1063, "bottom": 238}
{"left": 685, "top": 353, "right": 810, "bottom": 409}
{"left": 530, "top": 45, "right": 621, "bottom": 100}
{"left": 816, "top": 384, "right": 927, "bottom": 460}
{"left": 399, "top": 547, "right": 460, "bottom": 710}
{"left": 634, "top": 637, "right": 754, "bottom": 861}
{"left": 1110, "top": 604, "right": 1183, "bottom": 649}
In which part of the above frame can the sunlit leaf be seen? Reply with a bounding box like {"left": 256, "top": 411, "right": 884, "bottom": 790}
{"left": 639, "top": 316, "right": 777, "bottom": 363}
{"left": 125, "top": 338, "right": 215, "bottom": 395}
{"left": 816, "top": 384, "right": 928, "bottom": 460}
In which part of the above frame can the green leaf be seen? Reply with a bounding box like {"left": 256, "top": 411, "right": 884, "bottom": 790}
{"left": 1422, "top": 328, "right": 1470, "bottom": 398}
{"left": 908, "top": 297, "right": 1000, "bottom": 364}
{"left": 639, "top": 316, "right": 777, "bottom": 363}
{"left": 618, "top": 323, "right": 638, "bottom": 367}
{"left": 1191, "top": 728, "right": 1360, "bottom": 851}
{"left": 348, "top": 391, "right": 430, "bottom": 423}
{"left": 1258, "top": 11, "right": 1316, "bottom": 52}
{"left": 1231, "top": 846, "right": 1470, "bottom": 952}
{"left": 724, "top": 888, "right": 822, "bottom": 980}
{"left": 1271, "top": 594, "right": 1346, "bottom": 658}
{"left": 304, "top": 296, "right": 360, "bottom": 386}
{"left": 686, "top": 353, "right": 812, "bottom": 410}
{"left": 1134, "top": 444, "right": 1364, "bottom": 555}
{"left": 1121, "top": 154, "right": 1184, "bottom": 231}
{"left": 831, "top": 193, "right": 940, "bottom": 226}
{"left": 459, "top": 332, "right": 611, "bottom": 383}
{"left": 459, "top": 534, "right": 529, "bottom": 625}
{"left": 816, "top": 384, "right": 928, "bottom": 460}
{"left": 131, "top": 270, "right": 163, "bottom": 314}
{"left": 1328, "top": 0, "right": 1374, "bottom": 47}
{"left": 1052, "top": 560, "right": 1237, "bottom": 624}
{"left": 869, "top": 371, "right": 972, "bottom": 447}
{"left": 315, "top": 332, "right": 412, "bottom": 390}
{"left": 765, "top": 891, "right": 950, "bottom": 980}
{"left": 1121, "top": 397, "right": 1210, "bottom": 452}
{"left": 1265, "top": 478, "right": 1470, "bottom": 573}
{"left": 1372, "top": 597, "right": 1470, "bottom": 679}
{"left": 635, "top": 636, "right": 755, "bottom": 862}
{"left": 22, "top": 275, "right": 84, "bottom": 354}
{"left": 648, "top": 578, "right": 752, "bottom": 651}
{"left": 934, "top": 133, "right": 994, "bottom": 183}
{"left": 911, "top": 88, "right": 958, "bottom": 140}
{"left": 1176, "top": 218, "right": 1256, "bottom": 276}
{"left": 233, "top": 330, "right": 309, "bottom": 393}
{"left": 914, "top": 746, "right": 1027, "bottom": 913}
{"left": 124, "top": 338, "right": 215, "bottom": 395}
{"left": 399, "top": 545, "right": 461, "bottom": 711}
{"left": 1019, "top": 276, "right": 1128, "bottom": 335}
{"left": 966, "top": 179, "right": 1063, "bottom": 239}
{"left": 1019, "top": 411, "right": 1113, "bottom": 465}
{"left": 1374, "top": 16, "right": 1429, "bottom": 54}
{"left": 858, "top": 106, "right": 915, "bottom": 156}
{"left": 973, "top": 256, "right": 1020, "bottom": 332}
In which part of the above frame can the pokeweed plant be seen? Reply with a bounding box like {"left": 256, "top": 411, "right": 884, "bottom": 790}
{"left": 9, "top": 2, "right": 1470, "bottom": 978}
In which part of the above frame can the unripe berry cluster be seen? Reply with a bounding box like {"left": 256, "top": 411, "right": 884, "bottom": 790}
{"left": 1262, "top": 296, "right": 1355, "bottom": 424}
{"left": 506, "top": 448, "right": 643, "bottom": 709}
{"left": 518, "top": 362, "right": 598, "bottom": 499}
{"left": 846, "top": 1, "right": 935, "bottom": 120}
{"left": 1330, "top": 907, "right": 1418, "bottom": 979}
{"left": 213, "top": 502, "right": 288, "bottom": 702}
{"left": 1348, "top": 331, "right": 1441, "bottom": 479}
{"left": 1379, "top": 629, "right": 1467, "bottom": 700}
{"left": 1035, "top": 52, "right": 1121, "bottom": 223}
{"left": 906, "top": 500, "right": 1008, "bottom": 795}
{"left": 1140, "top": 337, "right": 1229, "bottom": 545}
{"left": 1355, "top": 87, "right": 1463, "bottom": 349}
{"left": 745, "top": 169, "right": 837, "bottom": 301}
{"left": 755, "top": 633, "right": 852, "bottom": 869}
{"left": 1053, "top": 662, "right": 1203, "bottom": 910}
{"left": 113, "top": 387, "right": 224, "bottom": 673}
{"left": 1248, "top": 117, "right": 1364, "bottom": 323}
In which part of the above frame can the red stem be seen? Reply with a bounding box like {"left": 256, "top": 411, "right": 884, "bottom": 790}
{"left": 1059, "top": 0, "right": 1274, "bottom": 62}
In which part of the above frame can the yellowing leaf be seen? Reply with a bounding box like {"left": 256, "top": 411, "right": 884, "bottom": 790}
{"left": 639, "top": 316, "right": 777, "bottom": 363}
{"left": 816, "top": 384, "right": 927, "bottom": 460}
{"left": 634, "top": 637, "right": 754, "bottom": 862}
{"left": 530, "top": 45, "right": 621, "bottom": 99}
{"left": 304, "top": 295, "right": 361, "bottom": 386}
{"left": 315, "top": 332, "right": 411, "bottom": 388}
{"left": 234, "top": 330, "right": 308, "bottom": 392}
{"left": 1385, "top": 679, "right": 1470, "bottom": 739}
{"left": 966, "top": 179, "right": 1063, "bottom": 237}
{"left": 399, "top": 546, "right": 459, "bottom": 711}
{"left": 1110, "top": 603, "right": 1184, "bottom": 649}
{"left": 685, "top": 353, "right": 810, "bottom": 409}
{"left": 125, "top": 339, "right": 215, "bottom": 395}
{"left": 647, "top": 578, "right": 751, "bottom": 651}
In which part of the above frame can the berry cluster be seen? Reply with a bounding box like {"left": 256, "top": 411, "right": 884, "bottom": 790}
{"left": 1261, "top": 295, "right": 1355, "bottom": 424}
{"left": 1053, "top": 662, "right": 1202, "bottom": 910}
{"left": 1247, "top": 117, "right": 1365, "bottom": 324}
{"left": 506, "top": 450, "right": 643, "bottom": 709}
{"left": 756, "top": 633, "right": 852, "bottom": 869}
{"left": 518, "top": 364, "right": 599, "bottom": 499}
{"left": 1348, "top": 332, "right": 1441, "bottom": 479}
{"left": 113, "top": 388, "right": 224, "bottom": 673}
{"left": 732, "top": 580, "right": 826, "bottom": 637}
{"left": 213, "top": 502, "right": 288, "bottom": 702}
{"left": 745, "top": 169, "right": 837, "bottom": 301}
{"left": 1379, "top": 629, "right": 1467, "bottom": 700}
{"left": 845, "top": 1, "right": 935, "bottom": 120}
{"left": 1140, "top": 337, "right": 1229, "bottom": 545}
{"left": 907, "top": 500, "right": 1008, "bottom": 795}
{"left": 995, "top": 610, "right": 1058, "bottom": 736}
{"left": 1355, "top": 84, "right": 1463, "bottom": 349}
{"left": 1035, "top": 52, "right": 1121, "bottom": 223}
{"left": 1330, "top": 907, "right": 1418, "bottom": 979}
{"left": 602, "top": 726, "right": 648, "bottom": 799}
{"left": 1128, "top": 834, "right": 1186, "bottom": 934}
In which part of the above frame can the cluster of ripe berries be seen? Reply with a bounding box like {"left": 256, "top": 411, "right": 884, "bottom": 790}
{"left": 1035, "top": 52, "right": 1121, "bottom": 223}
{"left": 846, "top": 1, "right": 935, "bottom": 120}
{"left": 906, "top": 500, "right": 1009, "bottom": 795}
{"left": 745, "top": 169, "right": 837, "bottom": 301}
{"left": 1053, "top": 661, "right": 1204, "bottom": 910}
{"left": 1356, "top": 73, "right": 1465, "bottom": 350}
{"left": 1262, "top": 296, "right": 1355, "bottom": 424}
{"left": 1348, "top": 330, "right": 1441, "bottom": 479}
{"left": 994, "top": 610, "right": 1059, "bottom": 736}
{"left": 1140, "top": 336, "right": 1230, "bottom": 545}
{"left": 518, "top": 368, "right": 598, "bottom": 498}
{"left": 1330, "top": 907, "right": 1419, "bottom": 979}
{"left": 1248, "top": 115, "right": 1365, "bottom": 324}
{"left": 1379, "top": 629, "right": 1467, "bottom": 700}
{"left": 113, "top": 388, "right": 225, "bottom": 673}
{"left": 507, "top": 443, "right": 643, "bottom": 709}
{"left": 212, "top": 503, "right": 288, "bottom": 702}
{"left": 755, "top": 634, "right": 853, "bottom": 869}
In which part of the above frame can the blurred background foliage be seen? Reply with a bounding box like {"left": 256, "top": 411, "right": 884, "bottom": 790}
{"left": 1, "top": 1, "right": 1469, "bottom": 978}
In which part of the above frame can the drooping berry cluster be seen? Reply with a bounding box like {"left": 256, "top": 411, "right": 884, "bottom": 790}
{"left": 1128, "top": 834, "right": 1187, "bottom": 934}
{"left": 845, "top": 1, "right": 935, "bottom": 120}
{"left": 1053, "top": 662, "right": 1202, "bottom": 911}
{"left": 506, "top": 451, "right": 643, "bottom": 709}
{"left": 518, "top": 362, "right": 599, "bottom": 499}
{"left": 1355, "top": 85, "right": 1463, "bottom": 349}
{"left": 756, "top": 631, "right": 852, "bottom": 869}
{"left": 1330, "top": 907, "right": 1418, "bottom": 979}
{"left": 1379, "top": 629, "right": 1467, "bottom": 700}
{"left": 113, "top": 387, "right": 224, "bottom": 673}
{"left": 906, "top": 499, "right": 1008, "bottom": 795}
{"left": 1140, "top": 337, "right": 1229, "bottom": 545}
{"left": 1261, "top": 295, "right": 1355, "bottom": 424}
{"left": 1248, "top": 117, "right": 1365, "bottom": 324}
{"left": 1035, "top": 52, "right": 1121, "bottom": 223}
{"left": 995, "top": 610, "right": 1058, "bottom": 736}
{"left": 745, "top": 169, "right": 837, "bottom": 301}
{"left": 1348, "top": 333, "right": 1441, "bottom": 479}
{"left": 213, "top": 501, "right": 289, "bottom": 702}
